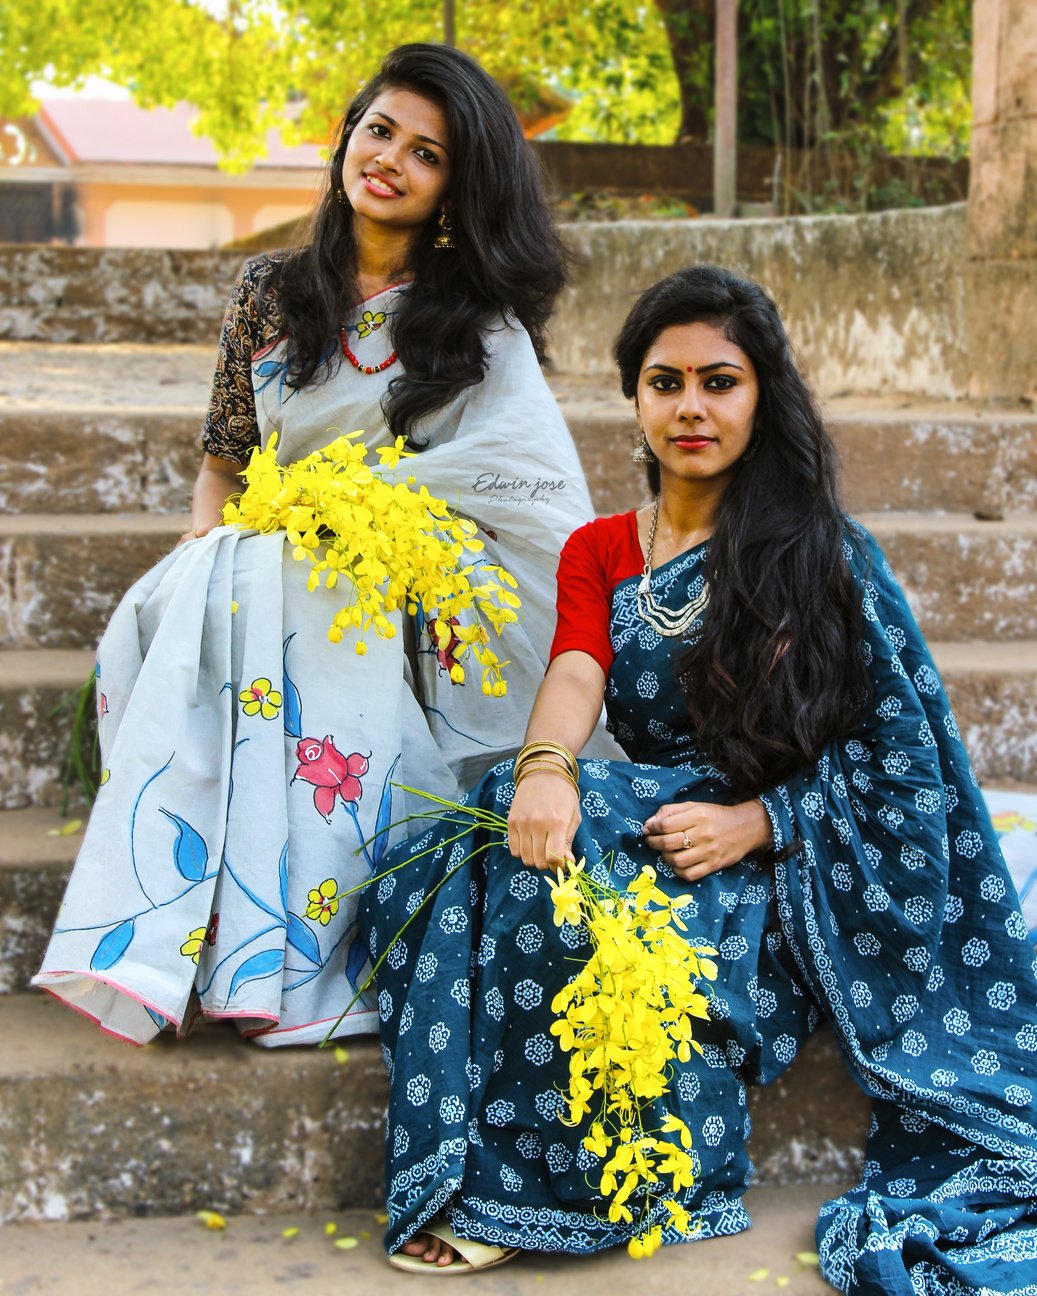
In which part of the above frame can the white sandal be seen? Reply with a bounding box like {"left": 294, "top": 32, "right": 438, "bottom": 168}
{"left": 388, "top": 1219, "right": 519, "bottom": 1275}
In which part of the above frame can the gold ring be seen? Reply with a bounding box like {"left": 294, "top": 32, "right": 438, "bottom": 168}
{"left": 681, "top": 830, "right": 692, "bottom": 849}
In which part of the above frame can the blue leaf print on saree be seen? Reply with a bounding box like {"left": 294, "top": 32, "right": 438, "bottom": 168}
{"left": 286, "top": 914, "right": 322, "bottom": 968}
{"left": 372, "top": 755, "right": 400, "bottom": 868}
{"left": 229, "top": 948, "right": 285, "bottom": 998}
{"left": 344, "top": 925, "right": 372, "bottom": 995}
{"left": 282, "top": 634, "right": 303, "bottom": 739}
{"left": 158, "top": 808, "right": 208, "bottom": 881}
{"left": 90, "top": 919, "right": 135, "bottom": 972}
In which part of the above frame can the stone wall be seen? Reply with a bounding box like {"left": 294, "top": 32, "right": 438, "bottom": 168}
{"left": 0, "top": 203, "right": 970, "bottom": 398}
{"left": 553, "top": 204, "right": 969, "bottom": 398}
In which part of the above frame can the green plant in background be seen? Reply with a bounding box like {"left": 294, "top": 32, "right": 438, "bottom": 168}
{"left": 1, "top": 0, "right": 970, "bottom": 178}
{"left": 52, "top": 670, "right": 101, "bottom": 812}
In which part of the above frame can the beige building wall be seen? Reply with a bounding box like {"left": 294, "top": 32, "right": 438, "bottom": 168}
{"left": 74, "top": 179, "right": 318, "bottom": 248}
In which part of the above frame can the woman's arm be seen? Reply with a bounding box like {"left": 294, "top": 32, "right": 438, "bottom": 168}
{"left": 176, "top": 453, "right": 244, "bottom": 546}
{"left": 181, "top": 256, "right": 274, "bottom": 546}
{"left": 506, "top": 649, "right": 605, "bottom": 871}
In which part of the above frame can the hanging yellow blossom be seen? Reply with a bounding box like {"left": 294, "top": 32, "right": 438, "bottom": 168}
{"left": 548, "top": 859, "right": 719, "bottom": 1258}
{"left": 222, "top": 431, "right": 518, "bottom": 697}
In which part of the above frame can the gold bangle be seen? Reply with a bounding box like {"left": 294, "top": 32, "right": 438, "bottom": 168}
{"left": 513, "top": 753, "right": 579, "bottom": 789}
{"left": 515, "top": 740, "right": 578, "bottom": 780}
{"left": 514, "top": 749, "right": 575, "bottom": 777}
{"left": 514, "top": 761, "right": 580, "bottom": 797}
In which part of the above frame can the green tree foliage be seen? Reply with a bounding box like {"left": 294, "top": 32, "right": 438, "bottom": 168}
{"left": 0, "top": 0, "right": 969, "bottom": 169}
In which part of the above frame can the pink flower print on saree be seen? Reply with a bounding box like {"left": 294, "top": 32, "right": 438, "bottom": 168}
{"left": 292, "top": 736, "right": 369, "bottom": 823}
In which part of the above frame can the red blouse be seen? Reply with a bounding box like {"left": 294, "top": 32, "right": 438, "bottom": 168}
{"left": 549, "top": 511, "right": 644, "bottom": 675}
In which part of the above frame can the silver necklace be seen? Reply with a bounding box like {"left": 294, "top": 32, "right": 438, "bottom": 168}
{"left": 636, "top": 497, "right": 710, "bottom": 636}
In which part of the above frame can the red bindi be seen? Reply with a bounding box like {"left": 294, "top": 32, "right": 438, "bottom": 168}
{"left": 686, "top": 366, "right": 695, "bottom": 372}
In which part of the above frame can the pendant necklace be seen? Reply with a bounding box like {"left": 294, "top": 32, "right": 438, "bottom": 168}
{"left": 636, "top": 496, "right": 710, "bottom": 636}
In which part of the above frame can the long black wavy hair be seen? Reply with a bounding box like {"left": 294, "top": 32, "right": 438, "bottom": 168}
{"left": 263, "top": 43, "right": 567, "bottom": 446}
{"left": 614, "top": 265, "right": 870, "bottom": 797}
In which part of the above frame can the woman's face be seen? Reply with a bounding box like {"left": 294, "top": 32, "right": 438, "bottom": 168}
{"left": 341, "top": 87, "right": 452, "bottom": 236}
{"left": 636, "top": 320, "right": 759, "bottom": 491}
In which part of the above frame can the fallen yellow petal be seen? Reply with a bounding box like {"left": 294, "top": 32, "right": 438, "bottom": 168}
{"left": 324, "top": 1221, "right": 338, "bottom": 1236}
{"left": 776, "top": 1279, "right": 790, "bottom": 1288}
{"left": 281, "top": 1226, "right": 300, "bottom": 1239}
{"left": 334, "top": 1047, "right": 350, "bottom": 1064}
{"left": 48, "top": 819, "right": 83, "bottom": 837}
{"left": 195, "top": 1210, "right": 226, "bottom": 1230}
{"left": 746, "top": 1269, "right": 769, "bottom": 1281}
{"left": 373, "top": 1211, "right": 389, "bottom": 1225}
{"left": 230, "top": 601, "right": 239, "bottom": 613}
{"left": 795, "top": 1251, "right": 820, "bottom": 1266}
{"left": 359, "top": 1229, "right": 372, "bottom": 1239}
{"left": 333, "top": 1237, "right": 359, "bottom": 1250}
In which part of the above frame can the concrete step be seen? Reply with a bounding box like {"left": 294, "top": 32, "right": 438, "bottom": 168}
{"left": 0, "top": 645, "right": 1034, "bottom": 813}
{"left": 1, "top": 511, "right": 1034, "bottom": 651}
{"left": 0, "top": 1184, "right": 837, "bottom": 1291}
{"left": 0, "top": 513, "right": 184, "bottom": 651}
{"left": 864, "top": 512, "right": 1037, "bottom": 641}
{"left": 0, "top": 649, "right": 94, "bottom": 811}
{"left": 1, "top": 341, "right": 1035, "bottom": 517}
{"left": 0, "top": 806, "right": 78, "bottom": 993}
{"left": 0, "top": 991, "right": 866, "bottom": 1223}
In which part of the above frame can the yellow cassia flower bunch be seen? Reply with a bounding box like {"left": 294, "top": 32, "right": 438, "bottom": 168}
{"left": 547, "top": 859, "right": 719, "bottom": 1259}
{"left": 222, "top": 431, "right": 521, "bottom": 696}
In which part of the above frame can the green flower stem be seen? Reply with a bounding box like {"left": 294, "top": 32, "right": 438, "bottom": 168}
{"left": 319, "top": 834, "right": 503, "bottom": 1047}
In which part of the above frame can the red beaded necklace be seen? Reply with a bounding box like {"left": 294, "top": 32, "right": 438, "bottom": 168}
{"left": 339, "top": 327, "right": 398, "bottom": 375}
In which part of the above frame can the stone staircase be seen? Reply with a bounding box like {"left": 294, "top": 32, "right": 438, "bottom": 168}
{"left": 0, "top": 304, "right": 1035, "bottom": 1227}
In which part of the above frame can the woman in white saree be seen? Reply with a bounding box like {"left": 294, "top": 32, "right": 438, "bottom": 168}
{"left": 35, "top": 44, "right": 602, "bottom": 1047}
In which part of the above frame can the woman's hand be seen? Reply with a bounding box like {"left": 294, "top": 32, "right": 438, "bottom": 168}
{"left": 177, "top": 452, "right": 244, "bottom": 548}
{"left": 642, "top": 798, "right": 772, "bottom": 881}
{"left": 175, "top": 525, "right": 214, "bottom": 547}
{"left": 507, "top": 770, "right": 582, "bottom": 871}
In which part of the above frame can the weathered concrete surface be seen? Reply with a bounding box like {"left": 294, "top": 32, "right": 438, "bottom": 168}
{"left": 0, "top": 649, "right": 93, "bottom": 810}
{"left": 0, "top": 513, "right": 180, "bottom": 649}
{"left": 0, "top": 206, "right": 972, "bottom": 398}
{"left": 929, "top": 642, "right": 1037, "bottom": 785}
{"left": 864, "top": 513, "right": 1037, "bottom": 641}
{"left": 0, "top": 993, "right": 866, "bottom": 1223}
{"left": 0, "top": 807, "right": 75, "bottom": 993}
{"left": 0, "top": 247, "right": 241, "bottom": 347}
{"left": 0, "top": 1185, "right": 837, "bottom": 1295}
{"left": 0, "top": 994, "right": 388, "bottom": 1223}
{"left": 966, "top": 0, "right": 1037, "bottom": 401}
{"left": 553, "top": 206, "right": 970, "bottom": 395}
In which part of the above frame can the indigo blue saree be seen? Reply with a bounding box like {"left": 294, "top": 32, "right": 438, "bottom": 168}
{"left": 359, "top": 523, "right": 1037, "bottom": 1294}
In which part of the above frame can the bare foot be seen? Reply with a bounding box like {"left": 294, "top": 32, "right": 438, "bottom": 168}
{"left": 400, "top": 1231, "right": 459, "bottom": 1267}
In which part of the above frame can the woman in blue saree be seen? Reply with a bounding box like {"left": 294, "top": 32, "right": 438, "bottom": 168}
{"left": 358, "top": 266, "right": 1037, "bottom": 1290}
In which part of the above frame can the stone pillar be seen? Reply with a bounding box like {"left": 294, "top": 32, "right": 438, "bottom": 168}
{"left": 966, "top": 0, "right": 1037, "bottom": 401}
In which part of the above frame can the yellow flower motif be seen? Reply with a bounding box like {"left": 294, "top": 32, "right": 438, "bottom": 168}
{"left": 355, "top": 309, "right": 386, "bottom": 338}
{"left": 239, "top": 677, "right": 283, "bottom": 720}
{"left": 221, "top": 431, "right": 518, "bottom": 697}
{"left": 180, "top": 927, "right": 208, "bottom": 964}
{"left": 306, "top": 878, "right": 340, "bottom": 926}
